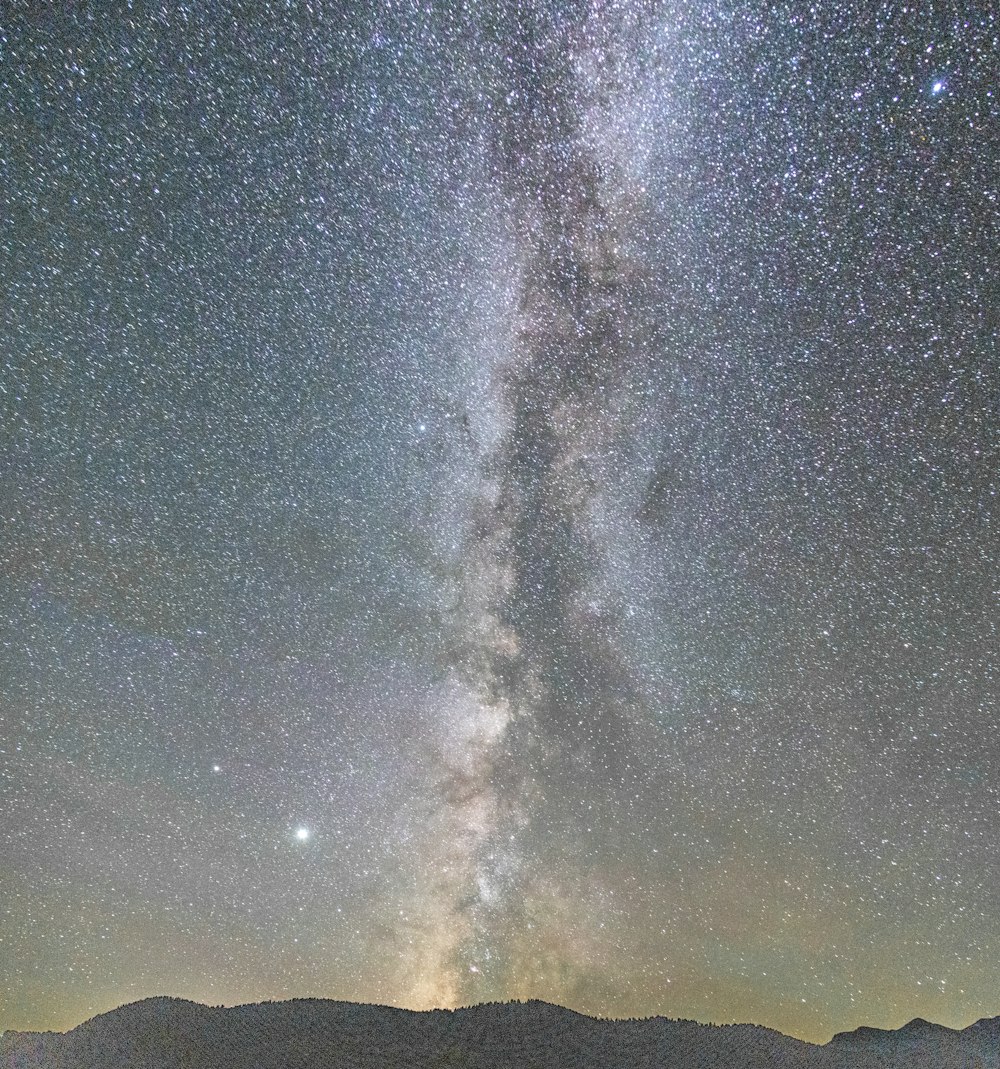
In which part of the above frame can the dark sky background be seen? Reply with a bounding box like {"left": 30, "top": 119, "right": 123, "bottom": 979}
{"left": 1, "top": 0, "right": 997, "bottom": 1045}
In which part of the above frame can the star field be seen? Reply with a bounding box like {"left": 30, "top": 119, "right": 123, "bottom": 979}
{"left": 1, "top": 0, "right": 997, "bottom": 1045}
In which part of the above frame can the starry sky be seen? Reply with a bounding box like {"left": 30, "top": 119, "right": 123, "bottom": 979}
{"left": 1, "top": 0, "right": 997, "bottom": 1046}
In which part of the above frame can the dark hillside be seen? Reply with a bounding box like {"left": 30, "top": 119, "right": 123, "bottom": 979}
{"left": 2, "top": 997, "right": 997, "bottom": 1069}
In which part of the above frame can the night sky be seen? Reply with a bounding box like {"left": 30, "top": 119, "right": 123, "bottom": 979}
{"left": 1, "top": 0, "right": 997, "bottom": 1045}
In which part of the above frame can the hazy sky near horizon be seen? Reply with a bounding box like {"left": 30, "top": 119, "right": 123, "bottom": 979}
{"left": 1, "top": 0, "right": 997, "bottom": 1044}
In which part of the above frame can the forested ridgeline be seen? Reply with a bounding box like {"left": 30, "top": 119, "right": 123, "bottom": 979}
{"left": 2, "top": 997, "right": 998, "bottom": 1069}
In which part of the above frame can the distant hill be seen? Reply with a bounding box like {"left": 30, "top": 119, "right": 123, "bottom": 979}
{"left": 2, "top": 996, "right": 998, "bottom": 1068}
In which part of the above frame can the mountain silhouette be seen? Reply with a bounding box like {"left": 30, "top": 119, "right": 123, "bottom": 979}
{"left": 1, "top": 997, "right": 997, "bottom": 1068}
{"left": 826, "top": 1012, "right": 999, "bottom": 1067}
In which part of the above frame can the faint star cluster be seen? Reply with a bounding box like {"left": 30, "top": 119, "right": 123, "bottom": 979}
{"left": 0, "top": 0, "right": 997, "bottom": 1046}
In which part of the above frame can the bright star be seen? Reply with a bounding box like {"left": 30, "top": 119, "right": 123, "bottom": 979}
{"left": 295, "top": 827, "right": 310, "bottom": 841}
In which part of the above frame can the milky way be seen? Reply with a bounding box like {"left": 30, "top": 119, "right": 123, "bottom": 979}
{"left": 1, "top": 0, "right": 997, "bottom": 1044}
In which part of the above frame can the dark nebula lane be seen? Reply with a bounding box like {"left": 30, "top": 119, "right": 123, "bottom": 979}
{"left": 1, "top": 0, "right": 997, "bottom": 1044}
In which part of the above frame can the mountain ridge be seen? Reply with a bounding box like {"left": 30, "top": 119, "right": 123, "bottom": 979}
{"left": 2, "top": 996, "right": 998, "bottom": 1068}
